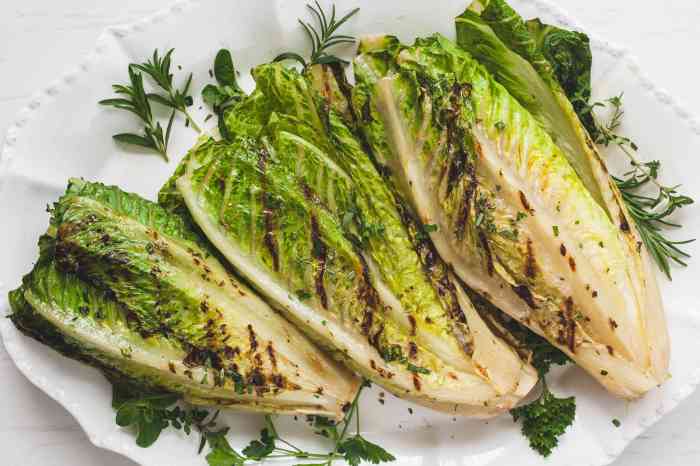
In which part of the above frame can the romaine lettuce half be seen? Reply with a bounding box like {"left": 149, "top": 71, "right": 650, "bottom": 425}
{"left": 352, "top": 34, "right": 669, "bottom": 398}
{"left": 11, "top": 179, "right": 359, "bottom": 419}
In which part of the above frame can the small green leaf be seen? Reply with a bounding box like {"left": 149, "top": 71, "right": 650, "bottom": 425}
{"left": 273, "top": 52, "right": 308, "bottom": 67}
{"left": 340, "top": 435, "right": 396, "bottom": 466}
{"left": 113, "top": 133, "right": 155, "bottom": 149}
{"left": 99, "top": 98, "right": 135, "bottom": 108}
{"left": 147, "top": 93, "right": 176, "bottom": 109}
{"left": 115, "top": 403, "right": 140, "bottom": 427}
{"left": 214, "top": 49, "right": 237, "bottom": 86}
{"left": 136, "top": 416, "right": 166, "bottom": 448}
{"left": 202, "top": 84, "right": 226, "bottom": 107}
{"left": 205, "top": 429, "right": 246, "bottom": 466}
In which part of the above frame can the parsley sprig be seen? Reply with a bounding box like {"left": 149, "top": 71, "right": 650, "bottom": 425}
{"left": 275, "top": 2, "right": 360, "bottom": 68}
{"left": 585, "top": 94, "right": 694, "bottom": 278}
{"left": 113, "top": 381, "right": 394, "bottom": 466}
{"left": 506, "top": 327, "right": 575, "bottom": 457}
{"left": 112, "top": 384, "right": 220, "bottom": 449}
{"left": 510, "top": 378, "right": 576, "bottom": 458}
{"left": 201, "top": 49, "right": 245, "bottom": 141}
{"left": 204, "top": 380, "right": 394, "bottom": 466}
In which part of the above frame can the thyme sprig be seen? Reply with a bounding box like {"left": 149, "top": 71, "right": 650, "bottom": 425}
{"left": 586, "top": 94, "right": 694, "bottom": 278}
{"left": 274, "top": 2, "right": 360, "bottom": 68}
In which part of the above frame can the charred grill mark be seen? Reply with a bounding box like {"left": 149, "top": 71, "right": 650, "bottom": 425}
{"left": 609, "top": 318, "right": 618, "bottom": 330}
{"left": 247, "top": 324, "right": 258, "bottom": 352}
{"left": 456, "top": 163, "right": 478, "bottom": 240}
{"left": 525, "top": 239, "right": 537, "bottom": 278}
{"left": 408, "top": 315, "right": 417, "bottom": 336}
{"left": 512, "top": 284, "right": 536, "bottom": 309}
{"left": 620, "top": 215, "right": 631, "bottom": 233}
{"left": 248, "top": 368, "right": 265, "bottom": 387}
{"left": 266, "top": 343, "right": 277, "bottom": 369}
{"left": 478, "top": 231, "right": 494, "bottom": 276}
{"left": 183, "top": 347, "right": 222, "bottom": 369}
{"left": 408, "top": 342, "right": 418, "bottom": 359}
{"left": 446, "top": 149, "right": 466, "bottom": 195}
{"left": 607, "top": 345, "right": 614, "bottom": 356}
{"left": 518, "top": 191, "right": 533, "bottom": 213}
{"left": 168, "top": 362, "right": 176, "bottom": 374}
{"left": 370, "top": 324, "right": 384, "bottom": 348}
{"left": 272, "top": 374, "right": 285, "bottom": 388}
{"left": 309, "top": 215, "right": 329, "bottom": 309}
{"left": 412, "top": 374, "right": 422, "bottom": 391}
{"left": 560, "top": 243, "right": 567, "bottom": 256}
{"left": 568, "top": 256, "right": 577, "bottom": 272}
{"left": 258, "top": 148, "right": 280, "bottom": 271}
{"left": 361, "top": 307, "right": 374, "bottom": 336}
{"left": 356, "top": 253, "right": 381, "bottom": 337}
{"left": 223, "top": 346, "right": 240, "bottom": 359}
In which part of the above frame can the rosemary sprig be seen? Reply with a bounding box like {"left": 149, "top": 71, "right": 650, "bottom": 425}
{"left": 587, "top": 94, "right": 695, "bottom": 278}
{"left": 274, "top": 2, "right": 360, "bottom": 68}
{"left": 132, "top": 48, "right": 202, "bottom": 133}
{"left": 99, "top": 66, "right": 175, "bottom": 161}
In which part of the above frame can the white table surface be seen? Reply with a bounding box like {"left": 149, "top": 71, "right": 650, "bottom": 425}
{"left": 1, "top": 1, "right": 699, "bottom": 465}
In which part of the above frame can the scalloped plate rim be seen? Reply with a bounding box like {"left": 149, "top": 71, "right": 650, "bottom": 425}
{"left": 1, "top": 1, "right": 699, "bottom": 465}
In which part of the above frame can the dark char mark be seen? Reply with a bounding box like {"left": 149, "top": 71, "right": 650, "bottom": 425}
{"left": 478, "top": 231, "right": 495, "bottom": 276}
{"left": 412, "top": 374, "right": 422, "bottom": 391}
{"left": 309, "top": 215, "right": 329, "bottom": 309}
{"left": 247, "top": 324, "right": 258, "bottom": 352}
{"left": 266, "top": 343, "right": 277, "bottom": 369}
{"left": 512, "top": 284, "right": 536, "bottom": 309}
{"left": 408, "top": 315, "right": 417, "bottom": 336}
{"left": 258, "top": 148, "right": 280, "bottom": 271}
{"left": 518, "top": 191, "right": 533, "bottom": 213}
{"left": 525, "top": 239, "right": 537, "bottom": 278}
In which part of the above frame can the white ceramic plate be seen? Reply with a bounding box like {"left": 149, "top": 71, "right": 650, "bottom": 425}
{"left": 1, "top": 1, "right": 699, "bottom": 465}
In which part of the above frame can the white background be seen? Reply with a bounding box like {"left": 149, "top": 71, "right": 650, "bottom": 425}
{"left": 1, "top": 1, "right": 698, "bottom": 465}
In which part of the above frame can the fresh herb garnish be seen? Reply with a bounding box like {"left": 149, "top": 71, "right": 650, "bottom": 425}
{"left": 203, "top": 380, "right": 394, "bottom": 466}
{"left": 586, "top": 94, "right": 694, "bottom": 278}
{"left": 510, "top": 378, "right": 576, "bottom": 457}
{"left": 504, "top": 325, "right": 574, "bottom": 457}
{"left": 100, "top": 48, "right": 202, "bottom": 160}
{"left": 131, "top": 48, "right": 202, "bottom": 133}
{"left": 201, "top": 49, "right": 245, "bottom": 140}
{"left": 112, "top": 384, "right": 220, "bottom": 449}
{"left": 274, "top": 2, "right": 360, "bottom": 68}
{"left": 99, "top": 66, "right": 175, "bottom": 161}
{"left": 114, "top": 381, "right": 393, "bottom": 466}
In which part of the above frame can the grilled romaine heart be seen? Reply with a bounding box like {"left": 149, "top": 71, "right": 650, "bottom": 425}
{"left": 352, "top": 34, "right": 669, "bottom": 398}
{"left": 10, "top": 179, "right": 359, "bottom": 419}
